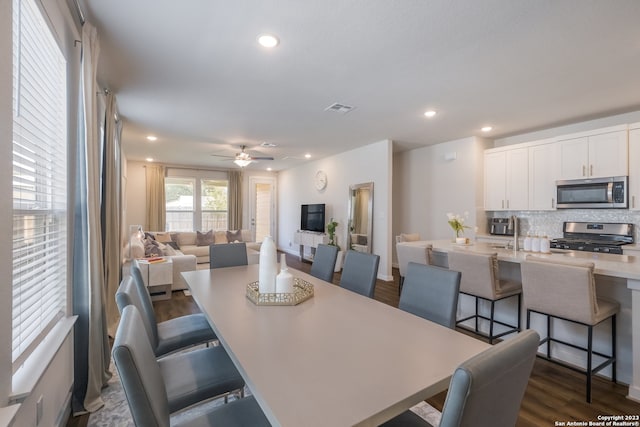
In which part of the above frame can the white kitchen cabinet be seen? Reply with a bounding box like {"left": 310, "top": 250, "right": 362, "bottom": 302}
{"left": 628, "top": 124, "right": 640, "bottom": 210}
{"left": 528, "top": 142, "right": 559, "bottom": 210}
{"left": 558, "top": 129, "right": 628, "bottom": 180}
{"left": 484, "top": 147, "right": 528, "bottom": 210}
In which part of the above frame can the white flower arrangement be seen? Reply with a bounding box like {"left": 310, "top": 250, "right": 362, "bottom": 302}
{"left": 447, "top": 212, "right": 470, "bottom": 238}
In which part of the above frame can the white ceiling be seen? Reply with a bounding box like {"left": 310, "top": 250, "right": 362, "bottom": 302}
{"left": 80, "top": 0, "right": 640, "bottom": 171}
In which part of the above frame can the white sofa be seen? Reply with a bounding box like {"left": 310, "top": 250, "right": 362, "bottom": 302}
{"left": 153, "top": 230, "right": 261, "bottom": 265}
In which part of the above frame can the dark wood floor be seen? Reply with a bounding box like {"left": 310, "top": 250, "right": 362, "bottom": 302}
{"left": 68, "top": 252, "right": 640, "bottom": 426}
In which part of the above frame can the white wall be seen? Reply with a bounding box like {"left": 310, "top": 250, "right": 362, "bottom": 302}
{"left": 392, "top": 136, "right": 491, "bottom": 263}
{"left": 278, "top": 140, "right": 394, "bottom": 280}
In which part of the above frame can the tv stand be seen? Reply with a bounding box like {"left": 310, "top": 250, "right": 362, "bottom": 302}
{"left": 293, "top": 230, "right": 328, "bottom": 262}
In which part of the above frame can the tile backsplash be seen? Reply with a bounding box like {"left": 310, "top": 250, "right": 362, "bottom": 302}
{"left": 489, "top": 210, "right": 640, "bottom": 241}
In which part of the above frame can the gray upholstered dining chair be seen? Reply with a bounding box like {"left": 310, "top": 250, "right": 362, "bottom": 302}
{"left": 309, "top": 243, "right": 339, "bottom": 282}
{"left": 113, "top": 305, "right": 270, "bottom": 426}
{"left": 399, "top": 262, "right": 460, "bottom": 329}
{"left": 447, "top": 250, "right": 522, "bottom": 344}
{"left": 520, "top": 255, "right": 618, "bottom": 403}
{"left": 396, "top": 241, "right": 432, "bottom": 295}
{"left": 381, "top": 329, "right": 539, "bottom": 427}
{"left": 209, "top": 242, "right": 248, "bottom": 268}
{"left": 118, "top": 269, "right": 216, "bottom": 358}
{"left": 339, "top": 250, "right": 380, "bottom": 298}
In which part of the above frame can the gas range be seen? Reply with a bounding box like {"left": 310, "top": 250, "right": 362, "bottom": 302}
{"left": 549, "top": 222, "right": 634, "bottom": 255}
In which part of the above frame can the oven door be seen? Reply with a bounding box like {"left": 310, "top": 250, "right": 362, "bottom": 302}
{"left": 556, "top": 177, "right": 627, "bottom": 209}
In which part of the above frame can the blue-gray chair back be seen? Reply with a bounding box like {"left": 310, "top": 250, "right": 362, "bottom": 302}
{"left": 381, "top": 329, "right": 539, "bottom": 427}
{"left": 113, "top": 305, "right": 171, "bottom": 427}
{"left": 399, "top": 262, "right": 461, "bottom": 329}
{"left": 310, "top": 244, "right": 339, "bottom": 282}
{"left": 114, "top": 305, "right": 271, "bottom": 427}
{"left": 210, "top": 242, "right": 248, "bottom": 268}
{"left": 117, "top": 271, "right": 160, "bottom": 349}
{"left": 339, "top": 250, "right": 379, "bottom": 298}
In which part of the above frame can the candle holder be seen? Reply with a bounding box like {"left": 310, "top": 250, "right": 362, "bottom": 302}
{"left": 246, "top": 277, "right": 314, "bottom": 306}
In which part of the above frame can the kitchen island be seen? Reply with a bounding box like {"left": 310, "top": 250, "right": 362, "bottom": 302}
{"left": 407, "top": 239, "right": 640, "bottom": 402}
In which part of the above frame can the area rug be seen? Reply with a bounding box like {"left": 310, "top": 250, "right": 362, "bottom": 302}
{"left": 88, "top": 359, "right": 442, "bottom": 426}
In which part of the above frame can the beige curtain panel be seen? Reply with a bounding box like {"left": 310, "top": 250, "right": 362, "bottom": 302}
{"left": 145, "top": 165, "right": 166, "bottom": 231}
{"left": 228, "top": 170, "right": 243, "bottom": 230}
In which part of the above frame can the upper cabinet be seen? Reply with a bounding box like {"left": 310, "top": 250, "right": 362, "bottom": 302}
{"left": 629, "top": 123, "right": 640, "bottom": 210}
{"left": 484, "top": 147, "right": 528, "bottom": 211}
{"left": 558, "top": 127, "right": 628, "bottom": 180}
{"left": 529, "top": 142, "right": 559, "bottom": 210}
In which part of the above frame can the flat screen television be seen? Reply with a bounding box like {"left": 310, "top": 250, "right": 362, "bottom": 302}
{"left": 301, "top": 204, "right": 325, "bottom": 233}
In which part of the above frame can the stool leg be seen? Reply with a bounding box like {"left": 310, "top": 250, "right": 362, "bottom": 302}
{"left": 612, "top": 314, "right": 617, "bottom": 383}
{"left": 475, "top": 297, "right": 479, "bottom": 333}
{"left": 546, "top": 314, "right": 551, "bottom": 359}
{"left": 516, "top": 293, "right": 522, "bottom": 332}
{"left": 587, "top": 325, "right": 593, "bottom": 403}
{"left": 489, "top": 300, "right": 495, "bottom": 344}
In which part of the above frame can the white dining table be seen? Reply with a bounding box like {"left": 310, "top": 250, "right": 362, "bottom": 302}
{"left": 182, "top": 264, "right": 490, "bottom": 427}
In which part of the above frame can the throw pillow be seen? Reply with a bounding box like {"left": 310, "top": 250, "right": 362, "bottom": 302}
{"left": 196, "top": 230, "right": 214, "bottom": 246}
{"left": 214, "top": 231, "right": 228, "bottom": 244}
{"left": 144, "top": 238, "right": 162, "bottom": 257}
{"left": 169, "top": 233, "right": 181, "bottom": 249}
{"left": 166, "top": 241, "right": 180, "bottom": 250}
{"left": 145, "top": 232, "right": 156, "bottom": 241}
{"left": 226, "top": 230, "right": 243, "bottom": 242}
{"left": 155, "top": 232, "right": 172, "bottom": 243}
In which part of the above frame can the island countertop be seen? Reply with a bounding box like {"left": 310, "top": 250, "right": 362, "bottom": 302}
{"left": 406, "top": 239, "right": 640, "bottom": 281}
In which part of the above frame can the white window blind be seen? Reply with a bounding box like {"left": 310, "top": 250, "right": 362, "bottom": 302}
{"left": 12, "top": 0, "right": 68, "bottom": 367}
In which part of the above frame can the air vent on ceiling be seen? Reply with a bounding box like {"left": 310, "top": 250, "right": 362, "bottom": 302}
{"left": 325, "top": 102, "right": 355, "bottom": 114}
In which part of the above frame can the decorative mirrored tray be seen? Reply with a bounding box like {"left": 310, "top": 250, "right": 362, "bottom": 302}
{"left": 246, "top": 277, "right": 314, "bottom": 306}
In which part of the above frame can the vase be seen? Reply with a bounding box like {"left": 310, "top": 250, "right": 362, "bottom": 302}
{"left": 275, "top": 253, "right": 294, "bottom": 293}
{"left": 259, "top": 236, "right": 277, "bottom": 293}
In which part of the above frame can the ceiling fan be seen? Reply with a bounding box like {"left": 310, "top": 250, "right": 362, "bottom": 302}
{"left": 211, "top": 145, "right": 274, "bottom": 167}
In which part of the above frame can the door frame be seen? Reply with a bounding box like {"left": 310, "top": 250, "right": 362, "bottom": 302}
{"left": 247, "top": 175, "right": 277, "bottom": 244}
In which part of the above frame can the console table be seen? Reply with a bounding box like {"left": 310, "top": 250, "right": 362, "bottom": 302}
{"left": 136, "top": 258, "right": 173, "bottom": 300}
{"left": 293, "top": 230, "right": 327, "bottom": 261}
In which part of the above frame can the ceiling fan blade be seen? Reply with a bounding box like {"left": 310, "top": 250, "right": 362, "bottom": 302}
{"left": 249, "top": 156, "right": 274, "bottom": 161}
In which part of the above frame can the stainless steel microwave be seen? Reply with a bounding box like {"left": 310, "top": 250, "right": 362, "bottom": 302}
{"left": 556, "top": 176, "right": 628, "bottom": 209}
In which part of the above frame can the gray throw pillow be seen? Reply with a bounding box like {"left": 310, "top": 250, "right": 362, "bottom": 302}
{"left": 196, "top": 230, "right": 214, "bottom": 246}
{"left": 226, "top": 230, "right": 243, "bottom": 242}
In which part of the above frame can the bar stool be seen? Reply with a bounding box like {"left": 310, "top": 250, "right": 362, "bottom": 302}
{"left": 447, "top": 250, "right": 522, "bottom": 344}
{"left": 520, "top": 256, "right": 618, "bottom": 403}
{"left": 396, "top": 241, "right": 432, "bottom": 295}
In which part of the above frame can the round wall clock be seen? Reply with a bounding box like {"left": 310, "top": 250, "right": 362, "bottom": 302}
{"left": 315, "top": 170, "right": 328, "bottom": 191}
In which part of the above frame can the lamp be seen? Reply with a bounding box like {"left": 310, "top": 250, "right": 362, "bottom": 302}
{"left": 234, "top": 158, "right": 252, "bottom": 167}
{"left": 129, "top": 224, "right": 145, "bottom": 260}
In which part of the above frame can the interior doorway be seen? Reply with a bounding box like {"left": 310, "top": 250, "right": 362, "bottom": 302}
{"left": 248, "top": 176, "right": 276, "bottom": 243}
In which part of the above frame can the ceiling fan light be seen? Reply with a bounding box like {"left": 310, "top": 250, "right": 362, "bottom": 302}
{"left": 234, "top": 159, "right": 252, "bottom": 167}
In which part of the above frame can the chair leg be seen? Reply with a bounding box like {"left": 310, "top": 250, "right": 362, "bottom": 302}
{"left": 516, "top": 293, "right": 522, "bottom": 332}
{"left": 475, "top": 297, "right": 479, "bottom": 333}
{"left": 398, "top": 276, "right": 404, "bottom": 295}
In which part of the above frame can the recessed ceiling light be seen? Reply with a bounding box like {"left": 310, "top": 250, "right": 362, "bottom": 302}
{"left": 146, "top": 157, "right": 154, "bottom": 162}
{"left": 267, "top": 167, "right": 273, "bottom": 171}
{"left": 146, "top": 135, "right": 157, "bottom": 141}
{"left": 305, "top": 154, "right": 311, "bottom": 159}
{"left": 258, "top": 34, "right": 279, "bottom": 48}
{"left": 481, "top": 126, "right": 493, "bottom": 132}
{"left": 424, "top": 110, "right": 436, "bottom": 118}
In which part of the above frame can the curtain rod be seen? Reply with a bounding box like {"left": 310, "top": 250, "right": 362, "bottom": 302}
{"left": 143, "top": 163, "right": 236, "bottom": 173}
{"left": 71, "top": 0, "right": 85, "bottom": 25}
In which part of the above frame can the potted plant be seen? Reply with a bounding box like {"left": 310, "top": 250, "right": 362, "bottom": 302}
{"left": 327, "top": 218, "right": 344, "bottom": 271}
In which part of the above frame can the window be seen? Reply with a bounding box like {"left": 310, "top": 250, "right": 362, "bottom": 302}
{"left": 165, "top": 176, "right": 228, "bottom": 231}
{"left": 12, "top": 0, "right": 67, "bottom": 367}
{"left": 165, "top": 177, "right": 195, "bottom": 231}
{"left": 201, "top": 179, "right": 228, "bottom": 231}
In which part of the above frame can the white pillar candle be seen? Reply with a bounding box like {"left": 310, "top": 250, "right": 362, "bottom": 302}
{"left": 259, "top": 236, "right": 277, "bottom": 293}
{"left": 276, "top": 254, "right": 294, "bottom": 294}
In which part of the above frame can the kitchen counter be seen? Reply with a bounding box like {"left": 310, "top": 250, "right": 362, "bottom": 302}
{"left": 425, "top": 239, "right": 640, "bottom": 280}
{"left": 403, "top": 239, "right": 640, "bottom": 402}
